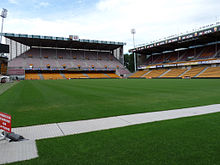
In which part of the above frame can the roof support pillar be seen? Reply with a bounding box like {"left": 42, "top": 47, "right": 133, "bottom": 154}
{"left": 15, "top": 41, "right": 17, "bottom": 58}
{"left": 10, "top": 39, "right": 12, "bottom": 61}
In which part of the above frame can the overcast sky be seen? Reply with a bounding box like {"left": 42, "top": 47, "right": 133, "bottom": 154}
{"left": 1, "top": 0, "right": 220, "bottom": 52}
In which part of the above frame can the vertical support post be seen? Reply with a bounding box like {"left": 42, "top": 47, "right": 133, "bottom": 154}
{"left": 16, "top": 41, "right": 18, "bottom": 58}
{"left": 0, "top": 17, "right": 4, "bottom": 44}
{"left": 109, "top": 49, "right": 110, "bottom": 60}
{"left": 20, "top": 42, "right": 22, "bottom": 57}
{"left": 56, "top": 46, "right": 58, "bottom": 59}
{"left": 121, "top": 46, "right": 124, "bottom": 66}
{"left": 134, "top": 52, "right": 137, "bottom": 72}
{"left": 10, "top": 39, "right": 12, "bottom": 61}
{"left": 97, "top": 48, "right": 98, "bottom": 60}
{"left": 40, "top": 46, "right": 42, "bottom": 58}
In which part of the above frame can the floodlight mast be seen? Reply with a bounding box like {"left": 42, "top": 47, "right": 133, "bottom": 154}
{"left": 0, "top": 8, "right": 8, "bottom": 44}
{"left": 131, "top": 28, "right": 137, "bottom": 72}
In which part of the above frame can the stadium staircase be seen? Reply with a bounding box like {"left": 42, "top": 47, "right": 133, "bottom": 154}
{"left": 214, "top": 49, "right": 220, "bottom": 58}
{"left": 83, "top": 73, "right": 89, "bottom": 78}
{"left": 179, "top": 68, "right": 191, "bottom": 77}
{"left": 60, "top": 73, "right": 67, "bottom": 79}
{"left": 159, "top": 69, "right": 171, "bottom": 77}
{"left": 129, "top": 70, "right": 149, "bottom": 78}
{"left": 194, "top": 67, "right": 208, "bottom": 77}
{"left": 38, "top": 73, "right": 44, "bottom": 80}
{"left": 55, "top": 60, "right": 60, "bottom": 68}
{"left": 161, "top": 68, "right": 187, "bottom": 78}
{"left": 104, "top": 73, "right": 111, "bottom": 78}
{"left": 144, "top": 69, "right": 168, "bottom": 78}
{"left": 181, "top": 67, "right": 205, "bottom": 78}
{"left": 70, "top": 61, "right": 74, "bottom": 68}
{"left": 141, "top": 70, "right": 151, "bottom": 77}
{"left": 106, "top": 73, "right": 121, "bottom": 78}
{"left": 194, "top": 49, "right": 205, "bottom": 59}
{"left": 40, "top": 59, "right": 43, "bottom": 68}
{"left": 177, "top": 51, "right": 187, "bottom": 61}
{"left": 195, "top": 67, "right": 210, "bottom": 77}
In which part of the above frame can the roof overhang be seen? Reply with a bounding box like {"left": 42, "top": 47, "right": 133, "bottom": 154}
{"left": 131, "top": 24, "right": 220, "bottom": 55}
{"left": 3, "top": 33, "right": 126, "bottom": 51}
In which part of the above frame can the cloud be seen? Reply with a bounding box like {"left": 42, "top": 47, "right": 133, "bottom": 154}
{"left": 8, "top": 0, "right": 18, "bottom": 4}
{"left": 39, "top": 2, "right": 50, "bottom": 7}
{"left": 4, "top": 0, "right": 220, "bottom": 52}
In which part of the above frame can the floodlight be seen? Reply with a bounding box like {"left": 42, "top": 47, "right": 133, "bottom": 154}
{"left": 131, "top": 28, "right": 137, "bottom": 72}
{"left": 0, "top": 8, "right": 8, "bottom": 43}
{"left": 1, "top": 8, "right": 8, "bottom": 18}
{"left": 131, "top": 28, "right": 136, "bottom": 35}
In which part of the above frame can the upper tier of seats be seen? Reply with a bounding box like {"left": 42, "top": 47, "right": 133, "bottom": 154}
{"left": 8, "top": 48, "right": 130, "bottom": 75}
{"left": 142, "top": 45, "right": 219, "bottom": 66}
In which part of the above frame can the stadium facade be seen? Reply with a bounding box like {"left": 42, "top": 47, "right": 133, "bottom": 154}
{"left": 129, "top": 23, "right": 220, "bottom": 78}
{"left": 3, "top": 33, "right": 130, "bottom": 79}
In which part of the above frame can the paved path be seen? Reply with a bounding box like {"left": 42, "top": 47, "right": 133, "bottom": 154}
{"left": 0, "top": 140, "right": 38, "bottom": 165}
{"left": 1, "top": 104, "right": 220, "bottom": 164}
{"left": 0, "top": 81, "right": 18, "bottom": 96}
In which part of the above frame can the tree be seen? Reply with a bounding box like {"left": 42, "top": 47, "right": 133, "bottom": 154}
{"left": 124, "top": 53, "right": 135, "bottom": 72}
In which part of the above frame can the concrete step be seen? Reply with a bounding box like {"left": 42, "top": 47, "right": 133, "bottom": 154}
{"left": 195, "top": 67, "right": 209, "bottom": 77}
{"left": 141, "top": 70, "right": 151, "bottom": 77}
{"left": 38, "top": 73, "right": 44, "bottom": 80}
{"left": 104, "top": 73, "right": 111, "bottom": 78}
{"left": 179, "top": 68, "right": 191, "bottom": 77}
{"left": 159, "top": 69, "right": 171, "bottom": 77}
{"left": 60, "top": 73, "right": 66, "bottom": 79}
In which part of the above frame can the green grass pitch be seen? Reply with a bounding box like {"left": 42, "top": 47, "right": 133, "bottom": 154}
{"left": 1, "top": 79, "right": 220, "bottom": 165}
{"left": 0, "top": 79, "right": 220, "bottom": 127}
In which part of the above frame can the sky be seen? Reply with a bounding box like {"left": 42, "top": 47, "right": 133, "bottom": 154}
{"left": 1, "top": 0, "right": 220, "bottom": 53}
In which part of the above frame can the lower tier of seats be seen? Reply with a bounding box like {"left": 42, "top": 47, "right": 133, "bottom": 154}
{"left": 106, "top": 73, "right": 121, "bottom": 78}
{"left": 144, "top": 69, "right": 168, "bottom": 78}
{"left": 42, "top": 73, "right": 64, "bottom": 80}
{"left": 25, "top": 73, "right": 41, "bottom": 80}
{"left": 162, "top": 68, "right": 187, "bottom": 78}
{"left": 197, "top": 67, "right": 220, "bottom": 77}
{"left": 25, "top": 72, "right": 121, "bottom": 80}
{"left": 129, "top": 70, "right": 149, "bottom": 78}
{"left": 130, "top": 66, "right": 220, "bottom": 78}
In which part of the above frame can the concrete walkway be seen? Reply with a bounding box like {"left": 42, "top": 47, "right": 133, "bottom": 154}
{"left": 0, "top": 81, "right": 18, "bottom": 96}
{"left": 1, "top": 104, "right": 220, "bottom": 164}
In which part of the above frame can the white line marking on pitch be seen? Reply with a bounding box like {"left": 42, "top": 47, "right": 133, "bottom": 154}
{"left": 1, "top": 104, "right": 220, "bottom": 164}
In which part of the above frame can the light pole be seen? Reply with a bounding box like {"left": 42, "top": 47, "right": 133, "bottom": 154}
{"left": 0, "top": 8, "right": 8, "bottom": 44}
{"left": 131, "top": 28, "right": 137, "bottom": 72}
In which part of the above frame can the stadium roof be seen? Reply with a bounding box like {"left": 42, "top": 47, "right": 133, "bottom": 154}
{"left": 130, "top": 23, "right": 220, "bottom": 55}
{"left": 2, "top": 33, "right": 125, "bottom": 51}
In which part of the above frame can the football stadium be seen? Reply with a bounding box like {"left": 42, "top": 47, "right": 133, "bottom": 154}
{"left": 0, "top": 2, "right": 220, "bottom": 165}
